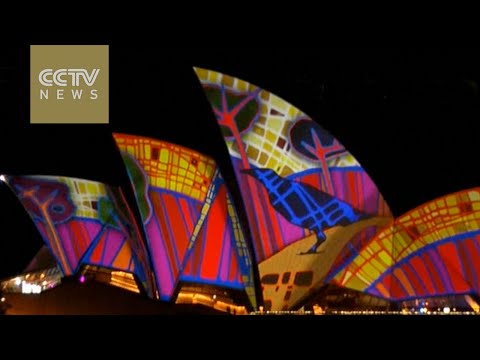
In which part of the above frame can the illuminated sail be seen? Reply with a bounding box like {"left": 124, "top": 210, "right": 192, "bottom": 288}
{"left": 113, "top": 133, "right": 256, "bottom": 307}
{"left": 334, "top": 188, "right": 480, "bottom": 300}
{"left": 180, "top": 172, "right": 256, "bottom": 308}
{"left": 4, "top": 175, "right": 154, "bottom": 297}
{"left": 195, "top": 67, "right": 392, "bottom": 310}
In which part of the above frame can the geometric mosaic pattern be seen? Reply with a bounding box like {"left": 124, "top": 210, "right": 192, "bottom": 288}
{"left": 113, "top": 133, "right": 216, "bottom": 202}
{"left": 194, "top": 67, "right": 393, "bottom": 310}
{"left": 334, "top": 188, "right": 480, "bottom": 301}
{"left": 113, "top": 133, "right": 256, "bottom": 307}
{"left": 4, "top": 174, "right": 154, "bottom": 297}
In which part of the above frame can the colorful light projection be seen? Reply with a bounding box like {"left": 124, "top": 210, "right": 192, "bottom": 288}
{"left": 113, "top": 133, "right": 256, "bottom": 307}
{"left": 334, "top": 188, "right": 480, "bottom": 301}
{"left": 195, "top": 67, "right": 392, "bottom": 310}
{"left": 4, "top": 175, "right": 154, "bottom": 297}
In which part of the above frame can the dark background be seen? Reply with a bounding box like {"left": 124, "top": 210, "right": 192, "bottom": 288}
{"left": 0, "top": 47, "right": 479, "bottom": 280}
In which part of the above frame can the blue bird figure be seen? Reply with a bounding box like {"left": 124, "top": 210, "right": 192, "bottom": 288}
{"left": 243, "top": 168, "right": 370, "bottom": 254}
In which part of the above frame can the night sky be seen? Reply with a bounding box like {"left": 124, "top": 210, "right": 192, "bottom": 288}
{"left": 0, "top": 47, "right": 479, "bottom": 280}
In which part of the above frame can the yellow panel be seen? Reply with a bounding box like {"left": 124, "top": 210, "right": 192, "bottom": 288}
{"left": 87, "top": 183, "right": 97, "bottom": 194}
{"left": 379, "top": 251, "right": 392, "bottom": 265}
{"left": 354, "top": 256, "right": 366, "bottom": 267}
{"left": 195, "top": 68, "right": 208, "bottom": 80}
{"left": 411, "top": 243, "right": 421, "bottom": 253}
{"left": 269, "top": 95, "right": 285, "bottom": 110}
{"left": 198, "top": 162, "right": 205, "bottom": 174}
{"left": 417, "top": 224, "right": 427, "bottom": 234}
{"left": 269, "top": 119, "right": 282, "bottom": 131}
{"left": 371, "top": 258, "right": 386, "bottom": 272}
{"left": 237, "top": 79, "right": 248, "bottom": 91}
{"left": 424, "top": 234, "right": 434, "bottom": 244}
{"left": 172, "top": 153, "right": 179, "bottom": 165}
{"left": 266, "top": 131, "right": 276, "bottom": 143}
{"left": 370, "top": 242, "right": 381, "bottom": 253}
{"left": 363, "top": 264, "right": 381, "bottom": 279}
{"left": 144, "top": 145, "right": 151, "bottom": 159}
{"left": 157, "top": 148, "right": 167, "bottom": 163}
{"left": 261, "top": 104, "right": 268, "bottom": 115}
{"left": 446, "top": 196, "right": 457, "bottom": 206}
{"left": 447, "top": 224, "right": 463, "bottom": 236}
{"left": 381, "top": 239, "right": 392, "bottom": 250}
{"left": 440, "top": 229, "right": 449, "bottom": 239}
{"left": 449, "top": 207, "right": 460, "bottom": 215}
{"left": 258, "top": 152, "right": 269, "bottom": 166}
{"left": 288, "top": 107, "right": 298, "bottom": 118}
{"left": 266, "top": 158, "right": 277, "bottom": 169}
{"left": 469, "top": 191, "right": 480, "bottom": 201}
{"left": 399, "top": 215, "right": 411, "bottom": 223}
{"left": 206, "top": 165, "right": 214, "bottom": 178}
{"left": 209, "top": 71, "right": 219, "bottom": 83}
{"left": 179, "top": 158, "right": 188, "bottom": 169}
{"left": 191, "top": 189, "right": 200, "bottom": 200}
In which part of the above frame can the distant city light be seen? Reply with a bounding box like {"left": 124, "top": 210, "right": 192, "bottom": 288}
{"left": 79, "top": 275, "right": 86, "bottom": 283}
{"left": 21, "top": 282, "right": 42, "bottom": 294}
{"left": 443, "top": 307, "right": 451, "bottom": 314}
{"left": 1, "top": 297, "right": 5, "bottom": 302}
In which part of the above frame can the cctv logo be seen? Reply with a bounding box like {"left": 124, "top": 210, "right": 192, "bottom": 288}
{"left": 30, "top": 45, "right": 109, "bottom": 124}
{"left": 38, "top": 68, "right": 100, "bottom": 100}
{"left": 39, "top": 69, "right": 100, "bottom": 87}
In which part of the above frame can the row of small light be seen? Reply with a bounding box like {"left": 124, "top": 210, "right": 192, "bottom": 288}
{"left": 251, "top": 307, "right": 480, "bottom": 315}
{"left": 251, "top": 311, "right": 315, "bottom": 315}
{"left": 330, "top": 308, "right": 479, "bottom": 315}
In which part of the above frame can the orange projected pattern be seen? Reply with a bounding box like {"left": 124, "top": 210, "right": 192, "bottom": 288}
{"left": 195, "top": 67, "right": 392, "bottom": 310}
{"left": 114, "top": 133, "right": 216, "bottom": 202}
{"left": 5, "top": 175, "right": 153, "bottom": 297}
{"left": 114, "top": 133, "right": 257, "bottom": 307}
{"left": 334, "top": 189, "right": 480, "bottom": 300}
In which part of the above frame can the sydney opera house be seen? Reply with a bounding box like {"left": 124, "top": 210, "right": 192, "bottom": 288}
{"left": 1, "top": 68, "right": 480, "bottom": 315}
